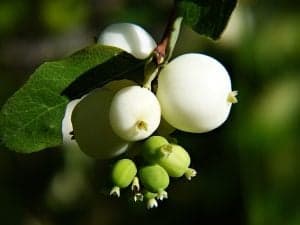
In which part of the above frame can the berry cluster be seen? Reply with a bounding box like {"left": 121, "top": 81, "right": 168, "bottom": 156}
{"left": 110, "top": 136, "right": 196, "bottom": 209}
{"left": 63, "top": 23, "right": 238, "bottom": 209}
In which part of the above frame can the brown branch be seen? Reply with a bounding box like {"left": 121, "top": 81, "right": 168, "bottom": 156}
{"left": 153, "top": 4, "right": 179, "bottom": 65}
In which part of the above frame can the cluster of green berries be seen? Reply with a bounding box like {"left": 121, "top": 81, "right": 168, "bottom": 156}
{"left": 110, "top": 136, "right": 196, "bottom": 209}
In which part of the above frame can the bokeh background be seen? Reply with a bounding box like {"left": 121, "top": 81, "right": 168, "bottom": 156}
{"left": 1, "top": 0, "right": 299, "bottom": 225}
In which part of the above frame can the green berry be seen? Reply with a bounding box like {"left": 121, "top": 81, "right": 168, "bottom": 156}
{"left": 110, "top": 159, "right": 137, "bottom": 197}
{"left": 139, "top": 164, "right": 169, "bottom": 193}
{"left": 160, "top": 144, "right": 197, "bottom": 179}
{"left": 158, "top": 144, "right": 191, "bottom": 178}
{"left": 142, "top": 136, "right": 169, "bottom": 163}
{"left": 142, "top": 138, "right": 197, "bottom": 179}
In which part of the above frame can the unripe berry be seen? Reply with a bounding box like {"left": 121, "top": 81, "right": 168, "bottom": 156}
{"left": 109, "top": 86, "right": 161, "bottom": 141}
{"left": 139, "top": 164, "right": 169, "bottom": 193}
{"left": 71, "top": 82, "right": 132, "bottom": 159}
{"left": 97, "top": 23, "right": 157, "bottom": 59}
{"left": 157, "top": 53, "right": 238, "bottom": 133}
{"left": 142, "top": 137, "right": 196, "bottom": 179}
{"left": 110, "top": 159, "right": 137, "bottom": 197}
{"left": 157, "top": 144, "right": 195, "bottom": 179}
{"left": 142, "top": 136, "right": 169, "bottom": 163}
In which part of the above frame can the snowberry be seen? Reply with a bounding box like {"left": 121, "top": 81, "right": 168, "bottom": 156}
{"left": 156, "top": 53, "right": 238, "bottom": 133}
{"left": 109, "top": 85, "right": 161, "bottom": 141}
{"left": 110, "top": 159, "right": 137, "bottom": 197}
{"left": 142, "top": 136, "right": 196, "bottom": 179}
{"left": 139, "top": 164, "right": 169, "bottom": 194}
{"left": 157, "top": 144, "right": 196, "bottom": 179}
{"left": 71, "top": 82, "right": 132, "bottom": 159}
{"left": 97, "top": 23, "right": 157, "bottom": 59}
{"left": 62, "top": 99, "right": 81, "bottom": 150}
{"left": 142, "top": 136, "right": 169, "bottom": 163}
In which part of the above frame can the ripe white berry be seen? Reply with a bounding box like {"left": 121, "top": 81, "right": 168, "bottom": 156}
{"left": 71, "top": 81, "right": 135, "bottom": 159}
{"left": 109, "top": 86, "right": 161, "bottom": 141}
{"left": 62, "top": 99, "right": 81, "bottom": 150}
{"left": 157, "top": 53, "right": 238, "bottom": 133}
{"left": 97, "top": 23, "right": 157, "bottom": 59}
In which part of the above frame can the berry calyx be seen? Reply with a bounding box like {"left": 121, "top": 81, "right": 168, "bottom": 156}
{"left": 144, "top": 191, "right": 159, "bottom": 209}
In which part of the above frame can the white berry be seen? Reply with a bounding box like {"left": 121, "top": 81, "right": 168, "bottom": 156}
{"left": 109, "top": 85, "right": 161, "bottom": 141}
{"left": 157, "top": 53, "right": 237, "bottom": 133}
{"left": 97, "top": 23, "right": 157, "bottom": 59}
{"left": 71, "top": 81, "right": 134, "bottom": 159}
{"left": 62, "top": 99, "right": 81, "bottom": 150}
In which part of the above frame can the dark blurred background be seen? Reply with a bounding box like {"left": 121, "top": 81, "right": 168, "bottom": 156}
{"left": 1, "top": 0, "right": 299, "bottom": 225}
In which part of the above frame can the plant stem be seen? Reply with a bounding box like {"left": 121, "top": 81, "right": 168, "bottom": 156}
{"left": 143, "top": 3, "right": 183, "bottom": 89}
{"left": 154, "top": 4, "right": 183, "bottom": 65}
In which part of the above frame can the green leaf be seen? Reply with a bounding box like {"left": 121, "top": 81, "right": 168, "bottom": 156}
{"left": 62, "top": 52, "right": 143, "bottom": 99}
{"left": 175, "top": 0, "right": 237, "bottom": 39}
{"left": 0, "top": 45, "right": 143, "bottom": 153}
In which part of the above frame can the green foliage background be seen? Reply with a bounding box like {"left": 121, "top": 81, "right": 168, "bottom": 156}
{"left": 0, "top": 0, "right": 299, "bottom": 225}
